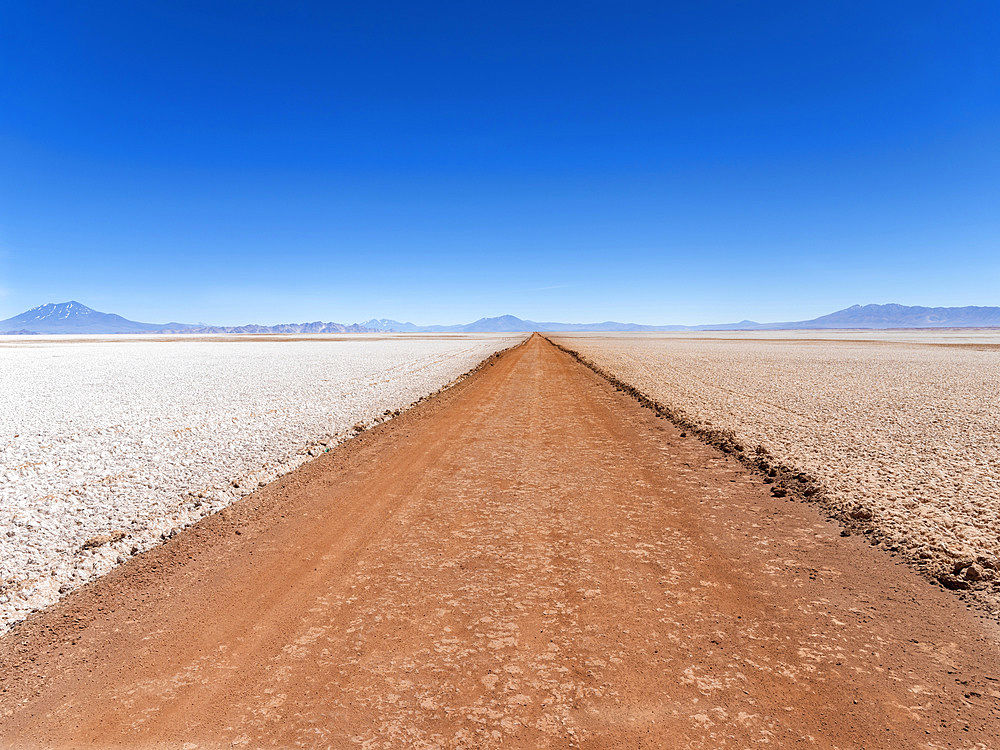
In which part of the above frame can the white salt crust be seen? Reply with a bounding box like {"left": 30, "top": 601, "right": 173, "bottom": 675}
{"left": 0, "top": 334, "right": 524, "bottom": 631}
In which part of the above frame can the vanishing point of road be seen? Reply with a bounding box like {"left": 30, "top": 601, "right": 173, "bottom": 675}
{"left": 2, "top": 335, "right": 999, "bottom": 748}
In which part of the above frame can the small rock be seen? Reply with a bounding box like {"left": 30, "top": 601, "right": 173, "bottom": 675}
{"left": 953, "top": 558, "right": 976, "bottom": 575}
{"left": 937, "top": 573, "right": 970, "bottom": 590}
{"left": 964, "top": 564, "right": 991, "bottom": 582}
{"left": 771, "top": 487, "right": 787, "bottom": 498}
{"left": 81, "top": 530, "right": 126, "bottom": 550}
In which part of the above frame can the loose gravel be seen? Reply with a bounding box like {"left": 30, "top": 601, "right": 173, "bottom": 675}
{"left": 550, "top": 331, "right": 1000, "bottom": 609}
{"left": 0, "top": 334, "right": 523, "bottom": 631}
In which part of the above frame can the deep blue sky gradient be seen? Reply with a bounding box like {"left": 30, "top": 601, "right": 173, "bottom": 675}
{"left": 2, "top": 1, "right": 998, "bottom": 325}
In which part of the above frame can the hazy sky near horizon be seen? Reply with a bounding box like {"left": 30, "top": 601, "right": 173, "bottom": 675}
{"left": 2, "top": 1, "right": 998, "bottom": 326}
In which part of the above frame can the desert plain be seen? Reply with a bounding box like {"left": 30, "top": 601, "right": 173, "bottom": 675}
{"left": 2, "top": 330, "right": 1000, "bottom": 748}
{"left": 551, "top": 330, "right": 1000, "bottom": 606}
{"left": 0, "top": 333, "right": 523, "bottom": 629}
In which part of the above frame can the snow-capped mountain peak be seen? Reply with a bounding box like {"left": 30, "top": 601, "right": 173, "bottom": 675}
{"left": 22, "top": 301, "right": 96, "bottom": 322}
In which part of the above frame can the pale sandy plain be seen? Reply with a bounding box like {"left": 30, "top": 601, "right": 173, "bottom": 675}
{"left": 550, "top": 330, "right": 1000, "bottom": 607}
{"left": 0, "top": 333, "right": 523, "bottom": 630}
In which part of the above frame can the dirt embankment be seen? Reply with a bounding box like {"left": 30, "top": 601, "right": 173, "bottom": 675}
{"left": 2, "top": 334, "right": 999, "bottom": 748}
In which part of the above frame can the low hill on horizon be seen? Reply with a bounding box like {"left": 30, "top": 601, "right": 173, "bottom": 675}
{"left": 4, "top": 301, "right": 1000, "bottom": 335}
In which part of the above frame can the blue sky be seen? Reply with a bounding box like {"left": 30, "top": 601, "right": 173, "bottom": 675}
{"left": 1, "top": 1, "right": 998, "bottom": 325}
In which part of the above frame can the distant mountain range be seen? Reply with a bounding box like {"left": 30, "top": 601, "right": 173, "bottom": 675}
{"left": 362, "top": 304, "right": 1000, "bottom": 332}
{"left": 3, "top": 301, "right": 1000, "bottom": 335}
{"left": 762, "top": 303, "right": 1000, "bottom": 330}
{"left": 361, "top": 314, "right": 693, "bottom": 333}
{"left": 0, "top": 301, "right": 194, "bottom": 334}
{"left": 0, "top": 302, "right": 376, "bottom": 335}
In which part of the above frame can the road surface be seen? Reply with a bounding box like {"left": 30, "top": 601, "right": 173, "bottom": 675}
{"left": 2, "top": 334, "right": 999, "bottom": 748}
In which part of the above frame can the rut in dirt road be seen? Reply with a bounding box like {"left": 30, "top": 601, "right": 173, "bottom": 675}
{"left": 2, "top": 334, "right": 1000, "bottom": 748}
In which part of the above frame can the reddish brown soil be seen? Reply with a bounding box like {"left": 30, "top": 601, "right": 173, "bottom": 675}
{"left": 2, "top": 334, "right": 999, "bottom": 748}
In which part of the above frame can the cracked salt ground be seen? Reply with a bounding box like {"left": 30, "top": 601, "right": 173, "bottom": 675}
{"left": 2, "top": 335, "right": 1000, "bottom": 748}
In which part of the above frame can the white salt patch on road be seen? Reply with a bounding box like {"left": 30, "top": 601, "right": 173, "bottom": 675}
{"left": 0, "top": 334, "right": 523, "bottom": 631}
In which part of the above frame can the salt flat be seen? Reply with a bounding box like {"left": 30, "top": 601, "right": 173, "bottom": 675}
{"left": 0, "top": 333, "right": 523, "bottom": 630}
{"left": 551, "top": 330, "right": 1000, "bottom": 608}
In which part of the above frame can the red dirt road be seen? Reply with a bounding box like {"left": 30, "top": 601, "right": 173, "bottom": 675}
{"left": 2, "top": 334, "right": 1000, "bottom": 748}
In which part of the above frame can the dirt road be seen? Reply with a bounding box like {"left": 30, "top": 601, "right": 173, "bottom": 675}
{"left": 2, "top": 334, "right": 999, "bottom": 748}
